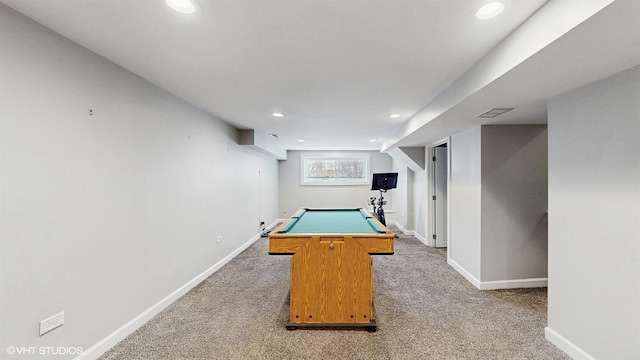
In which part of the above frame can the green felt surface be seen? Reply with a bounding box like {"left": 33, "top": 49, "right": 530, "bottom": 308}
{"left": 281, "top": 208, "right": 384, "bottom": 234}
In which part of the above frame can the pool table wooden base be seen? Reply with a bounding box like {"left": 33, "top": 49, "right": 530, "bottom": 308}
{"left": 269, "top": 212, "right": 394, "bottom": 331}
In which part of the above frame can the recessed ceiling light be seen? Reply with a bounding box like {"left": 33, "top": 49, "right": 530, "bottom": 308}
{"left": 369, "top": 139, "right": 377, "bottom": 142}
{"left": 389, "top": 114, "right": 400, "bottom": 119}
{"left": 165, "top": 0, "right": 196, "bottom": 14}
{"left": 272, "top": 112, "right": 284, "bottom": 118}
{"left": 269, "top": 134, "right": 279, "bottom": 139}
{"left": 297, "top": 139, "right": 305, "bottom": 143}
{"left": 476, "top": 2, "right": 505, "bottom": 19}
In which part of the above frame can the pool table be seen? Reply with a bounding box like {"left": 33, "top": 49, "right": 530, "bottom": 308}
{"left": 268, "top": 208, "right": 394, "bottom": 331}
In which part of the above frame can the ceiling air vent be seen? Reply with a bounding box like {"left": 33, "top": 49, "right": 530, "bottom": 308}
{"left": 477, "top": 108, "right": 514, "bottom": 118}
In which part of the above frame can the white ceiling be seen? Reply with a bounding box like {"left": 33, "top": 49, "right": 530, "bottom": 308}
{"left": 2, "top": 0, "right": 639, "bottom": 152}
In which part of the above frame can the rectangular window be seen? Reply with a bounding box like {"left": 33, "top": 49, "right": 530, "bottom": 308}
{"left": 301, "top": 154, "right": 369, "bottom": 185}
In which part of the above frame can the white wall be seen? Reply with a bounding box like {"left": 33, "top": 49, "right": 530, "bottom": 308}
{"left": 391, "top": 161, "right": 409, "bottom": 229}
{"left": 411, "top": 168, "right": 427, "bottom": 240}
{"left": 449, "top": 127, "right": 482, "bottom": 281}
{"left": 406, "top": 168, "right": 415, "bottom": 231}
{"left": 448, "top": 125, "right": 548, "bottom": 289}
{"left": 546, "top": 65, "right": 640, "bottom": 360}
{"left": 481, "top": 125, "right": 548, "bottom": 282}
{"left": 388, "top": 156, "right": 426, "bottom": 240}
{"left": 0, "top": 5, "right": 278, "bottom": 359}
{"left": 388, "top": 148, "right": 426, "bottom": 237}
{"left": 278, "top": 150, "right": 393, "bottom": 217}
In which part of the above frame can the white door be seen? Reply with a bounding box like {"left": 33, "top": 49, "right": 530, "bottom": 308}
{"left": 434, "top": 146, "right": 448, "bottom": 247}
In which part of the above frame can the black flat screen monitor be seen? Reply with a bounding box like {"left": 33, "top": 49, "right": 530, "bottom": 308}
{"left": 371, "top": 173, "right": 398, "bottom": 190}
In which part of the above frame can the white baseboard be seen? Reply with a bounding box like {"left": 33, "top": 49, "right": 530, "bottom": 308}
{"left": 388, "top": 221, "right": 430, "bottom": 246}
{"left": 76, "top": 221, "right": 277, "bottom": 360}
{"left": 478, "top": 278, "right": 548, "bottom": 290}
{"left": 412, "top": 231, "right": 428, "bottom": 245}
{"left": 390, "top": 221, "right": 429, "bottom": 245}
{"left": 448, "top": 258, "right": 548, "bottom": 290}
{"left": 545, "top": 327, "right": 596, "bottom": 360}
{"left": 390, "top": 220, "right": 411, "bottom": 235}
{"left": 448, "top": 258, "right": 482, "bottom": 288}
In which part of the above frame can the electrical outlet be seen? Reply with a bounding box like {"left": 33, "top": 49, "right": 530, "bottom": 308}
{"left": 40, "top": 312, "right": 64, "bottom": 336}
{"left": 216, "top": 235, "right": 222, "bottom": 243}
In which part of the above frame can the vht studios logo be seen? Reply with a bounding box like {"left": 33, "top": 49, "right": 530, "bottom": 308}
{"left": 6, "top": 346, "right": 83, "bottom": 356}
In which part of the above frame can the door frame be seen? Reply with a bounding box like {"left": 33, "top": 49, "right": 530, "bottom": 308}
{"left": 426, "top": 137, "right": 450, "bottom": 251}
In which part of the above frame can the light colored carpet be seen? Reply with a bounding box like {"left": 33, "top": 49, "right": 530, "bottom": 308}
{"left": 100, "top": 227, "right": 568, "bottom": 359}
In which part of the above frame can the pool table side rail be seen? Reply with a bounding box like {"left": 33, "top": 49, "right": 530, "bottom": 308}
{"left": 268, "top": 231, "right": 394, "bottom": 256}
{"left": 276, "top": 208, "right": 389, "bottom": 234}
{"left": 268, "top": 208, "right": 394, "bottom": 256}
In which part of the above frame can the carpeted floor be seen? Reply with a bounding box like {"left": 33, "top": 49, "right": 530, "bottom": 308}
{"left": 100, "top": 227, "right": 569, "bottom": 360}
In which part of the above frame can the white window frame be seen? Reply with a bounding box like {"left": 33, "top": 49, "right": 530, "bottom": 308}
{"left": 301, "top": 154, "right": 369, "bottom": 185}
